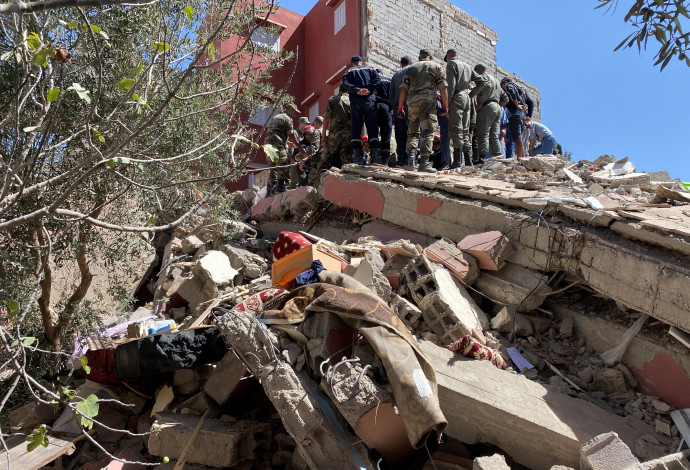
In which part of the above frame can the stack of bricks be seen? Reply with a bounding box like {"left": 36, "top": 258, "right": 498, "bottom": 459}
{"left": 401, "top": 256, "right": 488, "bottom": 344}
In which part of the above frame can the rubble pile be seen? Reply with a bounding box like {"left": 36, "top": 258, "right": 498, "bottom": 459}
{"left": 4, "top": 155, "right": 690, "bottom": 470}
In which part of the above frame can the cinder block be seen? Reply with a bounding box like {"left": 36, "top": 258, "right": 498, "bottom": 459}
{"left": 402, "top": 256, "right": 489, "bottom": 343}
{"left": 388, "top": 293, "right": 422, "bottom": 330}
{"left": 148, "top": 412, "right": 270, "bottom": 467}
{"left": 580, "top": 432, "right": 639, "bottom": 470}
{"left": 457, "top": 231, "right": 514, "bottom": 271}
{"left": 203, "top": 352, "right": 246, "bottom": 406}
{"left": 473, "top": 453, "right": 511, "bottom": 470}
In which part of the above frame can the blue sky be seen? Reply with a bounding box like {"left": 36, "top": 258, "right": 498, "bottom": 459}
{"left": 278, "top": 1, "right": 689, "bottom": 181}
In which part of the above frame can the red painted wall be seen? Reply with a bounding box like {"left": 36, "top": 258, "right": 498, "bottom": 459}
{"left": 302, "top": 0, "right": 362, "bottom": 116}
{"left": 226, "top": 0, "right": 363, "bottom": 192}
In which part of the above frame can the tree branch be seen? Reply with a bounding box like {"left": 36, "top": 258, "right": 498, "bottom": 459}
{"left": 0, "top": 0, "right": 158, "bottom": 15}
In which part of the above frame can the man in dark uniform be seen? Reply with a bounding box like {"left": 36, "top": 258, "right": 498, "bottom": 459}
{"left": 322, "top": 84, "right": 351, "bottom": 168}
{"left": 265, "top": 103, "right": 307, "bottom": 194}
{"left": 375, "top": 69, "right": 393, "bottom": 165}
{"left": 342, "top": 55, "right": 381, "bottom": 165}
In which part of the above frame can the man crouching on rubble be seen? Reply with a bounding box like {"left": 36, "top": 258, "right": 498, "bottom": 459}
{"left": 265, "top": 103, "right": 308, "bottom": 194}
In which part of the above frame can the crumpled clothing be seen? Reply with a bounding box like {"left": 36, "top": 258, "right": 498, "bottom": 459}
{"left": 444, "top": 335, "right": 507, "bottom": 370}
{"left": 261, "top": 283, "right": 447, "bottom": 448}
{"left": 233, "top": 287, "right": 288, "bottom": 317}
{"left": 293, "top": 260, "right": 325, "bottom": 288}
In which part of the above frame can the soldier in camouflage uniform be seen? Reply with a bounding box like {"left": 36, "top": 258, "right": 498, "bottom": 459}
{"left": 264, "top": 103, "right": 306, "bottom": 194}
{"left": 469, "top": 63, "right": 509, "bottom": 162}
{"left": 305, "top": 125, "right": 324, "bottom": 187}
{"left": 444, "top": 49, "right": 474, "bottom": 168}
{"left": 322, "top": 84, "right": 352, "bottom": 167}
{"left": 397, "top": 49, "right": 449, "bottom": 173}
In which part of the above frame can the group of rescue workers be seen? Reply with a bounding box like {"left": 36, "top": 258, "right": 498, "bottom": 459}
{"left": 265, "top": 49, "right": 559, "bottom": 195}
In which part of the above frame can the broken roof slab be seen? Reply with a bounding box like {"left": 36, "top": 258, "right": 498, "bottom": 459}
{"left": 319, "top": 167, "right": 690, "bottom": 335}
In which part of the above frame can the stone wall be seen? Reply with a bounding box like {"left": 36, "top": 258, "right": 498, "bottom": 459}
{"left": 363, "top": 0, "right": 540, "bottom": 119}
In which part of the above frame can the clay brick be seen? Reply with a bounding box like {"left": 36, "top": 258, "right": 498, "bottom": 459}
{"left": 457, "top": 231, "right": 514, "bottom": 271}
{"left": 424, "top": 237, "right": 479, "bottom": 284}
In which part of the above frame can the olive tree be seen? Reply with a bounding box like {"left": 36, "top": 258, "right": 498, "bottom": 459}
{"left": 597, "top": 0, "right": 690, "bottom": 70}
{"left": 0, "top": 0, "right": 293, "bottom": 460}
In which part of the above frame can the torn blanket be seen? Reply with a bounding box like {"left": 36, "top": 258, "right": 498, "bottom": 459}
{"left": 261, "top": 283, "right": 447, "bottom": 448}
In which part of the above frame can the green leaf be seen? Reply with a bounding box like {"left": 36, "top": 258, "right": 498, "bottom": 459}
{"left": 263, "top": 144, "right": 279, "bottom": 163}
{"left": 145, "top": 213, "right": 157, "bottom": 226}
{"left": 60, "top": 387, "right": 76, "bottom": 401}
{"left": 33, "top": 46, "right": 54, "bottom": 68}
{"left": 107, "top": 156, "right": 131, "bottom": 166}
{"left": 117, "top": 78, "right": 135, "bottom": 90}
{"left": 75, "top": 394, "right": 99, "bottom": 429}
{"left": 10, "top": 339, "right": 18, "bottom": 348}
{"left": 153, "top": 42, "right": 170, "bottom": 52}
{"left": 184, "top": 5, "right": 193, "bottom": 21}
{"left": 26, "top": 32, "right": 41, "bottom": 51}
{"left": 91, "top": 128, "right": 105, "bottom": 143}
{"left": 80, "top": 356, "right": 91, "bottom": 374}
{"left": 23, "top": 126, "right": 41, "bottom": 133}
{"left": 8, "top": 300, "right": 20, "bottom": 321}
{"left": 26, "top": 425, "right": 49, "bottom": 452}
{"left": 67, "top": 19, "right": 78, "bottom": 29}
{"left": 89, "top": 24, "right": 109, "bottom": 40}
{"left": 22, "top": 337, "right": 36, "bottom": 346}
{"left": 207, "top": 41, "right": 215, "bottom": 61}
{"left": 67, "top": 83, "right": 91, "bottom": 104}
{"left": 47, "top": 87, "right": 60, "bottom": 102}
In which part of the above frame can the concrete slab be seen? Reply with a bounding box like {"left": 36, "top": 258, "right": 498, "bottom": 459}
{"left": 420, "top": 340, "right": 642, "bottom": 470}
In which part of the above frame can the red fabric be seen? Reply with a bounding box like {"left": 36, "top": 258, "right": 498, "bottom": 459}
{"left": 444, "top": 336, "right": 507, "bottom": 370}
{"left": 233, "top": 287, "right": 288, "bottom": 317}
{"left": 272, "top": 231, "right": 311, "bottom": 260}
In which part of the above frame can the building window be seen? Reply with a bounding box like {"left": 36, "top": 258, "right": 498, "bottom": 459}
{"left": 309, "top": 102, "right": 319, "bottom": 122}
{"left": 334, "top": 1, "right": 346, "bottom": 35}
{"left": 249, "top": 106, "right": 276, "bottom": 126}
{"left": 251, "top": 27, "right": 280, "bottom": 53}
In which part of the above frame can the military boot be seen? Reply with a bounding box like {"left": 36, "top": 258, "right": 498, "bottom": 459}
{"left": 450, "top": 148, "right": 462, "bottom": 170}
{"left": 405, "top": 151, "right": 417, "bottom": 170}
{"left": 464, "top": 150, "right": 474, "bottom": 167}
{"left": 417, "top": 154, "right": 437, "bottom": 173}
{"left": 370, "top": 147, "right": 382, "bottom": 165}
{"left": 352, "top": 148, "right": 364, "bottom": 166}
{"left": 274, "top": 179, "right": 287, "bottom": 194}
{"left": 381, "top": 150, "right": 390, "bottom": 166}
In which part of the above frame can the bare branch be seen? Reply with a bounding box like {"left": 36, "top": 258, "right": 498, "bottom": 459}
{"left": 0, "top": 0, "right": 158, "bottom": 15}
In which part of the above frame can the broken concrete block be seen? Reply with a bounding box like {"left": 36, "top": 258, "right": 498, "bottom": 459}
{"left": 173, "top": 275, "right": 217, "bottom": 313}
{"left": 181, "top": 234, "right": 205, "bottom": 254}
{"left": 523, "top": 156, "right": 564, "bottom": 173}
{"left": 222, "top": 243, "right": 268, "bottom": 279}
{"left": 8, "top": 402, "right": 62, "bottom": 430}
{"left": 580, "top": 432, "right": 639, "bottom": 470}
{"left": 473, "top": 453, "right": 511, "bottom": 470}
{"left": 402, "top": 256, "right": 489, "bottom": 344}
{"left": 389, "top": 293, "right": 422, "bottom": 330}
{"left": 424, "top": 238, "right": 480, "bottom": 285}
{"left": 655, "top": 419, "right": 671, "bottom": 436}
{"left": 284, "top": 186, "right": 319, "bottom": 217}
{"left": 194, "top": 250, "right": 239, "bottom": 287}
{"left": 593, "top": 369, "right": 628, "bottom": 395}
{"left": 472, "top": 262, "right": 552, "bottom": 312}
{"left": 635, "top": 450, "right": 690, "bottom": 469}
{"left": 490, "top": 307, "right": 534, "bottom": 337}
{"left": 148, "top": 412, "right": 270, "bottom": 467}
{"left": 173, "top": 369, "right": 200, "bottom": 396}
{"left": 203, "top": 352, "right": 246, "bottom": 407}
{"left": 320, "top": 361, "right": 413, "bottom": 466}
{"left": 634, "top": 434, "right": 668, "bottom": 461}
{"left": 420, "top": 340, "right": 641, "bottom": 470}
{"left": 223, "top": 219, "right": 258, "bottom": 240}
{"left": 608, "top": 173, "right": 652, "bottom": 189}
{"left": 560, "top": 317, "right": 574, "bottom": 338}
{"left": 457, "top": 231, "right": 514, "bottom": 271}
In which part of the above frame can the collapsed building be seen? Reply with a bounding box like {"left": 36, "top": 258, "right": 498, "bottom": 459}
{"left": 5, "top": 154, "right": 690, "bottom": 470}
